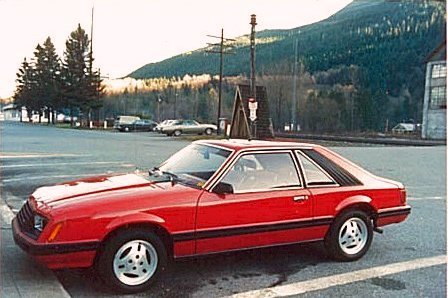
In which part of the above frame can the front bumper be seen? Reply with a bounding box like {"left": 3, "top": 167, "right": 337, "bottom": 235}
{"left": 12, "top": 217, "right": 99, "bottom": 269}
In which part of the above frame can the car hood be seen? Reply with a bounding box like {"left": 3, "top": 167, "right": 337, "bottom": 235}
{"left": 32, "top": 173, "right": 153, "bottom": 208}
{"left": 31, "top": 173, "right": 202, "bottom": 218}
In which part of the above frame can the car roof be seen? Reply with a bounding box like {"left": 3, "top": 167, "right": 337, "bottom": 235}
{"left": 195, "top": 139, "right": 316, "bottom": 151}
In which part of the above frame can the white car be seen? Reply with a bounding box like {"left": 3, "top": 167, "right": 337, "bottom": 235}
{"left": 154, "top": 119, "right": 175, "bottom": 133}
{"left": 161, "top": 120, "right": 217, "bottom": 136}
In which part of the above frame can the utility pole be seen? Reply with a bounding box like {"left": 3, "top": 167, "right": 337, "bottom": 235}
{"left": 250, "top": 14, "right": 257, "bottom": 100}
{"left": 157, "top": 95, "right": 162, "bottom": 122}
{"left": 249, "top": 14, "right": 257, "bottom": 139}
{"left": 89, "top": 6, "right": 94, "bottom": 73}
{"left": 206, "top": 29, "right": 235, "bottom": 134}
{"left": 291, "top": 39, "right": 298, "bottom": 131}
{"left": 88, "top": 5, "right": 94, "bottom": 126}
{"left": 173, "top": 92, "right": 178, "bottom": 119}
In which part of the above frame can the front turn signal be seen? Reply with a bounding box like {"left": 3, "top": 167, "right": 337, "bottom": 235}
{"left": 47, "top": 223, "right": 63, "bottom": 242}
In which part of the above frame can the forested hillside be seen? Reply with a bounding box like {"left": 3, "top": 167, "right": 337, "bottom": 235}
{"left": 131, "top": 1, "right": 444, "bottom": 90}
{"left": 125, "top": 0, "right": 445, "bottom": 132}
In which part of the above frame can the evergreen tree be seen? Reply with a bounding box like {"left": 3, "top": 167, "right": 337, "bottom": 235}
{"left": 43, "top": 37, "right": 62, "bottom": 123}
{"left": 62, "top": 24, "right": 94, "bottom": 125}
{"left": 33, "top": 38, "right": 62, "bottom": 124}
{"left": 14, "top": 58, "right": 35, "bottom": 122}
{"left": 31, "top": 44, "right": 46, "bottom": 122}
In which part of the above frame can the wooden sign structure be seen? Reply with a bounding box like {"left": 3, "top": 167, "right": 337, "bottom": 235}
{"left": 229, "top": 84, "right": 274, "bottom": 140}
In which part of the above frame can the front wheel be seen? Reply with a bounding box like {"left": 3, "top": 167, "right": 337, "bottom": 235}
{"left": 325, "top": 210, "right": 373, "bottom": 261}
{"left": 173, "top": 130, "right": 182, "bottom": 137}
{"left": 97, "top": 230, "right": 167, "bottom": 293}
{"left": 204, "top": 128, "right": 213, "bottom": 135}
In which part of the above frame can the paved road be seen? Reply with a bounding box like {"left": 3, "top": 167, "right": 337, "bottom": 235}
{"left": 1, "top": 122, "right": 446, "bottom": 297}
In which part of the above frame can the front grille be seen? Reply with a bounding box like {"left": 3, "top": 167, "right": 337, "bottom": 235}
{"left": 17, "top": 201, "right": 40, "bottom": 240}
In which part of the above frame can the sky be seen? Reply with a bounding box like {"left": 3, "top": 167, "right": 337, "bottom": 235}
{"left": 0, "top": 0, "right": 352, "bottom": 99}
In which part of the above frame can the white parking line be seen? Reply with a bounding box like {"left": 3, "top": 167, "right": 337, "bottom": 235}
{"left": 231, "top": 255, "right": 447, "bottom": 298}
{"left": 0, "top": 153, "right": 83, "bottom": 159}
{"left": 0, "top": 201, "right": 15, "bottom": 225}
{"left": 408, "top": 196, "right": 445, "bottom": 201}
{"left": 1, "top": 161, "right": 126, "bottom": 168}
{"left": 2, "top": 173, "right": 115, "bottom": 183}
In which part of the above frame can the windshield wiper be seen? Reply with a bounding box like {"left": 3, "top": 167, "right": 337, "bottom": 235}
{"left": 148, "top": 167, "right": 179, "bottom": 185}
{"left": 148, "top": 166, "right": 160, "bottom": 176}
{"left": 162, "top": 171, "right": 179, "bottom": 185}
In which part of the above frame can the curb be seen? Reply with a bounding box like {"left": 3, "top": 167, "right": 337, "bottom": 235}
{"left": 0, "top": 196, "right": 71, "bottom": 298}
{"left": 274, "top": 133, "right": 446, "bottom": 146}
{"left": 0, "top": 199, "right": 14, "bottom": 227}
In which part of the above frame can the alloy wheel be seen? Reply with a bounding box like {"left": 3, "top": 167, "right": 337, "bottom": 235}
{"left": 113, "top": 240, "right": 158, "bottom": 286}
{"left": 338, "top": 217, "right": 368, "bottom": 255}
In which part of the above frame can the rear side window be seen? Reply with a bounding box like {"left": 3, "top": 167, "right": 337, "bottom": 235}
{"left": 298, "top": 149, "right": 363, "bottom": 187}
{"left": 297, "top": 153, "right": 336, "bottom": 186}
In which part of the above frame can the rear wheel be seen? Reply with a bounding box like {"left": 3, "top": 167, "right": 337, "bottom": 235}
{"left": 97, "top": 229, "right": 167, "bottom": 293}
{"left": 325, "top": 210, "right": 373, "bottom": 261}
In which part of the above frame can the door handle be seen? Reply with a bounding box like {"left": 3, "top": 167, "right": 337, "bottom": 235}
{"left": 293, "top": 195, "right": 308, "bottom": 202}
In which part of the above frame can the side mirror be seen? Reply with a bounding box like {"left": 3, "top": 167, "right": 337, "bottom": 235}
{"left": 213, "top": 182, "right": 234, "bottom": 195}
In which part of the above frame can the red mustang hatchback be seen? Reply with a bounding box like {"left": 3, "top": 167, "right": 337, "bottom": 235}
{"left": 13, "top": 139, "right": 410, "bottom": 293}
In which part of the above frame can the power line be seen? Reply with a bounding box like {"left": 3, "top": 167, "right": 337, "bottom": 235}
{"left": 205, "top": 29, "right": 235, "bottom": 135}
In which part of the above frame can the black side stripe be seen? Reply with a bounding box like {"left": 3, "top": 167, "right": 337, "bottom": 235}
{"left": 377, "top": 207, "right": 411, "bottom": 218}
{"left": 172, "top": 218, "right": 333, "bottom": 242}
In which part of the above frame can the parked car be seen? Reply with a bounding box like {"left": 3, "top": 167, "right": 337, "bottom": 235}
{"left": 161, "top": 119, "right": 217, "bottom": 136}
{"left": 117, "top": 119, "right": 158, "bottom": 132}
{"left": 62, "top": 115, "right": 78, "bottom": 123}
{"left": 113, "top": 115, "right": 140, "bottom": 131}
{"left": 13, "top": 139, "right": 410, "bottom": 293}
{"left": 153, "top": 119, "right": 175, "bottom": 133}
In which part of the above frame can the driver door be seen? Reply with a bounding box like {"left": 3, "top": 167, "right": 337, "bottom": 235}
{"left": 195, "top": 151, "right": 316, "bottom": 255}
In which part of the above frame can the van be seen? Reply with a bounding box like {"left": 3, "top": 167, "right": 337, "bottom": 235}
{"left": 113, "top": 115, "right": 140, "bottom": 130}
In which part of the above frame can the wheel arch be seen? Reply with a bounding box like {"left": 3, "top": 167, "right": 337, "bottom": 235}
{"left": 334, "top": 195, "right": 377, "bottom": 219}
{"left": 96, "top": 216, "right": 174, "bottom": 263}
{"left": 325, "top": 198, "right": 376, "bottom": 261}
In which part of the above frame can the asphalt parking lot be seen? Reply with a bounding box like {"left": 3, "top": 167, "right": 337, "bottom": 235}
{"left": 0, "top": 122, "right": 446, "bottom": 297}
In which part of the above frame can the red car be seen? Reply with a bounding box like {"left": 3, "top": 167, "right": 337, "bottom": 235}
{"left": 13, "top": 139, "right": 410, "bottom": 293}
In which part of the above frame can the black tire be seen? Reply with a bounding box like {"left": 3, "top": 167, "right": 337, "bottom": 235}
{"left": 324, "top": 210, "right": 373, "bottom": 262}
{"left": 173, "top": 130, "right": 182, "bottom": 137}
{"left": 96, "top": 229, "right": 167, "bottom": 293}
{"left": 204, "top": 128, "right": 213, "bottom": 135}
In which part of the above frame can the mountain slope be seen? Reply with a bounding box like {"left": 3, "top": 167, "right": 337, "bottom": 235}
{"left": 129, "top": 0, "right": 445, "bottom": 95}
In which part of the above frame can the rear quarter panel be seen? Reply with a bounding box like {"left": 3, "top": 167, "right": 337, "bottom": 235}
{"left": 311, "top": 186, "right": 402, "bottom": 219}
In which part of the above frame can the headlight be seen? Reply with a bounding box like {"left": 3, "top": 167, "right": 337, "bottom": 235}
{"left": 34, "top": 214, "right": 47, "bottom": 232}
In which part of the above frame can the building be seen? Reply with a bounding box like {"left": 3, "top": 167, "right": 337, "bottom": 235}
{"left": 391, "top": 123, "right": 417, "bottom": 134}
{"left": 229, "top": 85, "right": 274, "bottom": 140}
{"left": 421, "top": 41, "right": 446, "bottom": 139}
{"left": 2, "top": 104, "right": 25, "bottom": 121}
{"left": 1, "top": 104, "right": 35, "bottom": 122}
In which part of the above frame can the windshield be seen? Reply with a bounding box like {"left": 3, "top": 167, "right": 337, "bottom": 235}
{"left": 157, "top": 144, "right": 231, "bottom": 186}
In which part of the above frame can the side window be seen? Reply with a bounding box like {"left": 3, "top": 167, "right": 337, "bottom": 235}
{"left": 220, "top": 152, "right": 301, "bottom": 193}
{"left": 296, "top": 152, "right": 336, "bottom": 186}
